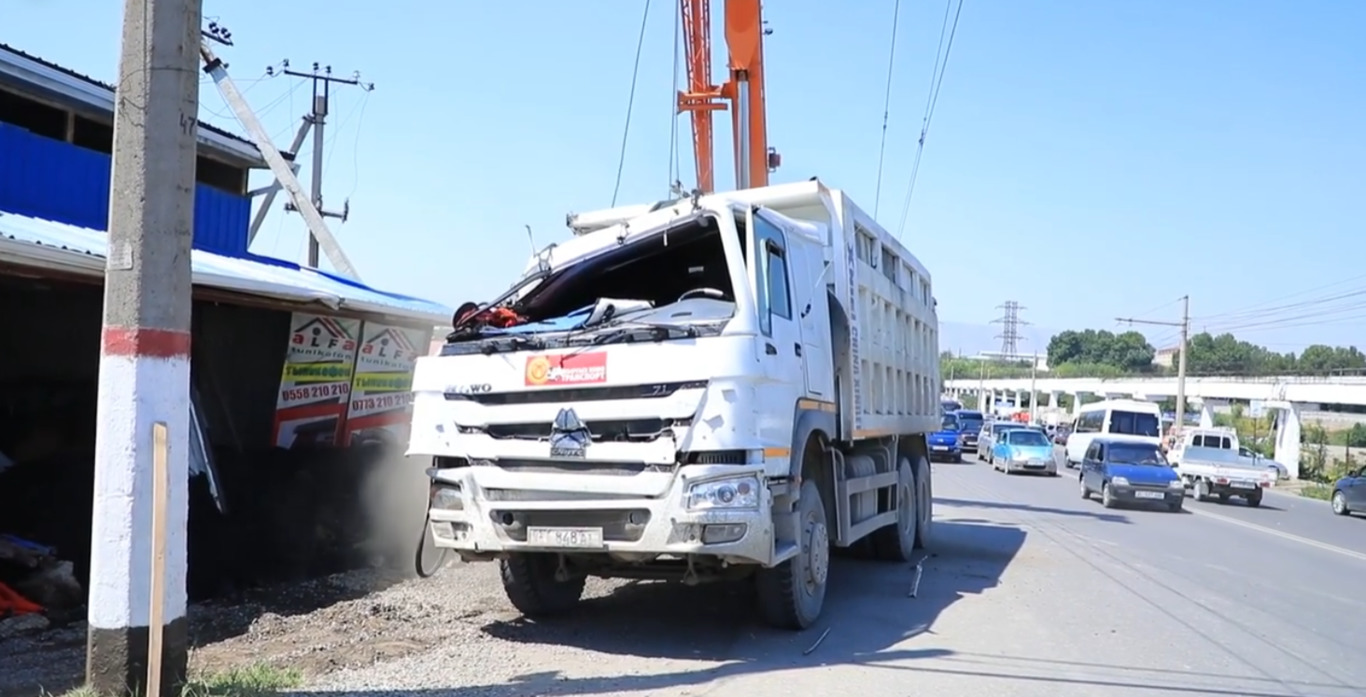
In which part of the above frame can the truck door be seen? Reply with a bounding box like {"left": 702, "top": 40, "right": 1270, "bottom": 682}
{"left": 751, "top": 211, "right": 804, "bottom": 452}
{"left": 786, "top": 237, "right": 831, "bottom": 398}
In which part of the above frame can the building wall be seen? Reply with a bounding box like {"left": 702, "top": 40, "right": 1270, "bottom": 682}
{"left": 0, "top": 123, "right": 250, "bottom": 256}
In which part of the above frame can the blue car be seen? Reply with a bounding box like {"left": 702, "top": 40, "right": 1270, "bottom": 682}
{"left": 990, "top": 428, "right": 1058, "bottom": 476}
{"left": 928, "top": 414, "right": 964, "bottom": 462}
{"left": 1078, "top": 437, "right": 1184, "bottom": 512}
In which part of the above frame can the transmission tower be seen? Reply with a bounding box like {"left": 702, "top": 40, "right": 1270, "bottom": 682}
{"left": 991, "top": 300, "right": 1029, "bottom": 359}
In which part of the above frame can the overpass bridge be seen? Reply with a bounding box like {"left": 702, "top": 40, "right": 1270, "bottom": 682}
{"left": 941, "top": 375, "right": 1366, "bottom": 479}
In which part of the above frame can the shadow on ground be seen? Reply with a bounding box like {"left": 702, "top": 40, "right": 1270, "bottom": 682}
{"left": 287, "top": 519, "right": 1028, "bottom": 697}
{"left": 936, "top": 496, "right": 1132, "bottom": 523}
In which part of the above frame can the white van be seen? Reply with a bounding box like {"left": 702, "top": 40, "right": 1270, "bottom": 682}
{"left": 1063, "top": 399, "right": 1164, "bottom": 468}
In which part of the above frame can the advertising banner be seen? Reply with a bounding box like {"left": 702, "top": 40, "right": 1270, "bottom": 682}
{"left": 272, "top": 313, "right": 361, "bottom": 449}
{"left": 344, "top": 322, "right": 432, "bottom": 446}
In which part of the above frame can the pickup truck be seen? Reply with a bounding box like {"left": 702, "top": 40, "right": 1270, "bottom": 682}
{"left": 1173, "top": 445, "right": 1273, "bottom": 507}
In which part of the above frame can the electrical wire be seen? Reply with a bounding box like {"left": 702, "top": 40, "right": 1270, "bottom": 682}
{"left": 895, "top": 0, "right": 965, "bottom": 240}
{"left": 612, "top": 0, "right": 654, "bottom": 207}
{"left": 872, "top": 0, "right": 903, "bottom": 219}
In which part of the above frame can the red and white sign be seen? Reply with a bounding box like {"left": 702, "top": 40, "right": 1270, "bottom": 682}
{"left": 524, "top": 352, "right": 608, "bottom": 387}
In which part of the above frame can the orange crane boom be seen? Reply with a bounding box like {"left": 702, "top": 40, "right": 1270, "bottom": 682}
{"left": 677, "top": 0, "right": 779, "bottom": 193}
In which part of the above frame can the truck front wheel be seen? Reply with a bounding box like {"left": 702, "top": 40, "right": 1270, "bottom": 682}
{"left": 500, "top": 553, "right": 586, "bottom": 618}
{"left": 756, "top": 479, "right": 829, "bottom": 630}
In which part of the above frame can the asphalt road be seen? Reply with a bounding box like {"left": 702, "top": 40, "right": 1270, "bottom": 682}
{"left": 294, "top": 453, "right": 1366, "bottom": 697}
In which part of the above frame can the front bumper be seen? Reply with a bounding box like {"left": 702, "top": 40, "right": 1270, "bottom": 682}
{"left": 426, "top": 465, "right": 775, "bottom": 565}
{"left": 928, "top": 442, "right": 961, "bottom": 457}
{"left": 1003, "top": 458, "right": 1056, "bottom": 474}
{"left": 1112, "top": 484, "right": 1184, "bottom": 505}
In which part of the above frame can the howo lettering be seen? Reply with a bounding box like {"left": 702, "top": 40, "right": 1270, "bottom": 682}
{"left": 407, "top": 180, "right": 942, "bottom": 629}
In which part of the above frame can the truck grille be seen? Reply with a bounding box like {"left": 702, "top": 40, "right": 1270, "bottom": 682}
{"left": 495, "top": 458, "right": 656, "bottom": 476}
{"left": 486, "top": 418, "right": 673, "bottom": 442}
{"left": 445, "top": 380, "right": 707, "bottom": 406}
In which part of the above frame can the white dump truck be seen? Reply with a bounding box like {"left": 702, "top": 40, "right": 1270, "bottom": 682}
{"left": 407, "top": 180, "right": 941, "bottom": 629}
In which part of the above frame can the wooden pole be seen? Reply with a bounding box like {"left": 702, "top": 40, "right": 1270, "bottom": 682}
{"left": 146, "top": 422, "right": 169, "bottom": 697}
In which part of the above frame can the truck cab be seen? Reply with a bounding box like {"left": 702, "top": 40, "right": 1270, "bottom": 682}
{"left": 408, "top": 181, "right": 939, "bottom": 630}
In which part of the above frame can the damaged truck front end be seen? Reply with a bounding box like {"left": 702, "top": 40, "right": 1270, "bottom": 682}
{"left": 408, "top": 202, "right": 777, "bottom": 609}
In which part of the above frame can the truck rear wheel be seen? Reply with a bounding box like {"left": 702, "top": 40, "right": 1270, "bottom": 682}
{"left": 500, "top": 553, "right": 586, "bottom": 618}
{"left": 756, "top": 479, "right": 829, "bottom": 630}
{"left": 913, "top": 455, "right": 934, "bottom": 550}
{"left": 873, "top": 458, "right": 918, "bottom": 562}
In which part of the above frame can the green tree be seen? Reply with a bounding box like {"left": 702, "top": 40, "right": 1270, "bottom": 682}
{"left": 1046, "top": 329, "right": 1155, "bottom": 373}
{"left": 1298, "top": 344, "right": 1366, "bottom": 375}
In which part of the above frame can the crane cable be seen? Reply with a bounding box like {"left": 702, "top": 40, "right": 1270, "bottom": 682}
{"left": 667, "top": 3, "right": 683, "bottom": 196}
{"left": 611, "top": 0, "right": 654, "bottom": 207}
{"left": 895, "top": 0, "right": 965, "bottom": 240}
{"left": 872, "top": 0, "right": 904, "bottom": 219}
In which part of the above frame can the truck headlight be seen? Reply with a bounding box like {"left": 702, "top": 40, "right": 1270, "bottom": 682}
{"left": 1167, "top": 479, "right": 1185, "bottom": 489}
{"left": 1111, "top": 476, "right": 1129, "bottom": 486}
{"left": 686, "top": 476, "right": 760, "bottom": 510}
{"left": 430, "top": 485, "right": 463, "bottom": 510}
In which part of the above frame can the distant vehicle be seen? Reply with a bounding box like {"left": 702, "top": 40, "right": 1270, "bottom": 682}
{"left": 990, "top": 428, "right": 1058, "bottom": 476}
{"left": 1330, "top": 466, "right": 1366, "bottom": 516}
{"left": 1168, "top": 427, "right": 1239, "bottom": 462}
{"left": 928, "top": 413, "right": 964, "bottom": 462}
{"left": 1238, "top": 446, "right": 1288, "bottom": 481}
{"left": 977, "top": 421, "right": 1027, "bottom": 461}
{"left": 1078, "top": 438, "right": 1185, "bottom": 512}
{"left": 955, "top": 409, "right": 985, "bottom": 451}
{"left": 941, "top": 398, "right": 962, "bottom": 413}
{"left": 1174, "top": 446, "right": 1273, "bottom": 507}
{"left": 1052, "top": 424, "right": 1072, "bottom": 446}
{"left": 1064, "top": 399, "right": 1164, "bottom": 469}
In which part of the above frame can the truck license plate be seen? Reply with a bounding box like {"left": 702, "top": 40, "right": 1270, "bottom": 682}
{"left": 1231, "top": 481, "right": 1255, "bottom": 489}
{"left": 527, "top": 527, "right": 604, "bottom": 549}
{"left": 932, "top": 445, "right": 948, "bottom": 451}
{"left": 1134, "top": 490, "right": 1165, "bottom": 500}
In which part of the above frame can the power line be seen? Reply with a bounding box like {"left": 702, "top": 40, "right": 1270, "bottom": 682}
{"left": 612, "top": 0, "right": 654, "bottom": 207}
{"left": 895, "top": 0, "right": 965, "bottom": 240}
{"left": 872, "top": 0, "right": 903, "bottom": 219}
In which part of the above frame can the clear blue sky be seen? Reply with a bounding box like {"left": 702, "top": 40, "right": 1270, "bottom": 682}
{"left": 8, "top": 0, "right": 1364, "bottom": 352}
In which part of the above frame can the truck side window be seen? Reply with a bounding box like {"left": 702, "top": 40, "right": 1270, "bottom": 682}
{"left": 765, "top": 242, "right": 792, "bottom": 320}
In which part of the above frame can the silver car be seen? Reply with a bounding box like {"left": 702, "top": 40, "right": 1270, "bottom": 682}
{"left": 977, "top": 422, "right": 1027, "bottom": 461}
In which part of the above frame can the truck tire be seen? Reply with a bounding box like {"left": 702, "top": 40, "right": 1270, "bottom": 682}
{"left": 500, "top": 553, "right": 586, "bottom": 618}
{"left": 913, "top": 455, "right": 933, "bottom": 550}
{"left": 757, "top": 479, "right": 829, "bottom": 630}
{"left": 1246, "top": 489, "right": 1263, "bottom": 508}
{"left": 873, "top": 458, "right": 918, "bottom": 561}
{"left": 1193, "top": 479, "right": 1210, "bottom": 502}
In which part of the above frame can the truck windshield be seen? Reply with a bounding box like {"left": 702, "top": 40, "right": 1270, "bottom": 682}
{"left": 1108, "top": 410, "right": 1161, "bottom": 438}
{"left": 1108, "top": 442, "right": 1167, "bottom": 465}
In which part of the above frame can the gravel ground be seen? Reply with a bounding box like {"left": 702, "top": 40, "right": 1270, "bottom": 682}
{"left": 7, "top": 456, "right": 1366, "bottom": 697}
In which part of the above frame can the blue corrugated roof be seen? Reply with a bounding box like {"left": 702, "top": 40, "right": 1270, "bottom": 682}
{"left": 0, "top": 210, "right": 451, "bottom": 324}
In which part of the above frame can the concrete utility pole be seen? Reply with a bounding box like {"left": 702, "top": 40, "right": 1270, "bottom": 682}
{"left": 277, "top": 62, "right": 373, "bottom": 268}
{"left": 1029, "top": 352, "right": 1039, "bottom": 425}
{"left": 88, "top": 0, "right": 201, "bottom": 694}
{"left": 199, "top": 40, "right": 361, "bottom": 278}
{"left": 1117, "top": 294, "right": 1191, "bottom": 437}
